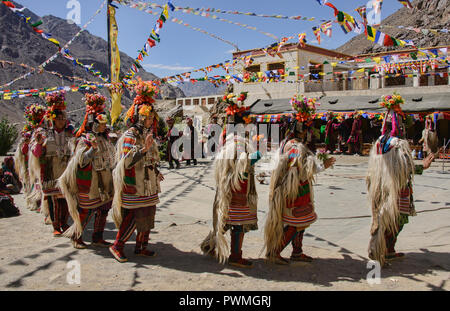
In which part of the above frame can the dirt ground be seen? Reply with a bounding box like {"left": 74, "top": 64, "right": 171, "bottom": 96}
{"left": 0, "top": 155, "right": 449, "bottom": 291}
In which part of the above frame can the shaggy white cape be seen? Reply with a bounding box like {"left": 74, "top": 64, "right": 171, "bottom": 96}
{"left": 367, "top": 136, "right": 415, "bottom": 266}
{"left": 57, "top": 144, "right": 88, "bottom": 239}
{"left": 200, "top": 136, "right": 257, "bottom": 264}
{"left": 264, "top": 140, "right": 317, "bottom": 261}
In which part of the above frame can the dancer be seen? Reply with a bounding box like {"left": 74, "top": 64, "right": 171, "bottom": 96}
{"left": 30, "top": 92, "right": 74, "bottom": 236}
{"left": 15, "top": 104, "right": 46, "bottom": 211}
{"left": 109, "top": 79, "right": 164, "bottom": 263}
{"left": 367, "top": 93, "right": 434, "bottom": 267}
{"left": 201, "top": 92, "right": 261, "bottom": 268}
{"left": 264, "top": 95, "right": 335, "bottom": 264}
{"left": 59, "top": 93, "right": 115, "bottom": 249}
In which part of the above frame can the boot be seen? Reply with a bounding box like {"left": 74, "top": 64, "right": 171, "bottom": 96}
{"left": 110, "top": 241, "right": 127, "bottom": 263}
{"left": 135, "top": 231, "right": 155, "bottom": 257}
{"left": 384, "top": 229, "right": 405, "bottom": 260}
{"left": 228, "top": 226, "right": 252, "bottom": 268}
{"left": 272, "top": 226, "right": 298, "bottom": 265}
{"left": 72, "top": 237, "right": 88, "bottom": 249}
{"left": 134, "top": 232, "right": 143, "bottom": 254}
{"left": 92, "top": 209, "right": 112, "bottom": 247}
{"left": 290, "top": 230, "right": 313, "bottom": 262}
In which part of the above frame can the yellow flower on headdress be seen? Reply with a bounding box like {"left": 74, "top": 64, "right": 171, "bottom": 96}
{"left": 138, "top": 104, "right": 153, "bottom": 117}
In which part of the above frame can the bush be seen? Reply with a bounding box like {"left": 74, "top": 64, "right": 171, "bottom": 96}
{"left": 0, "top": 117, "right": 19, "bottom": 156}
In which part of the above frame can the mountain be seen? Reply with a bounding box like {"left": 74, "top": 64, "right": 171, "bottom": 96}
{"left": 0, "top": 1, "right": 185, "bottom": 125}
{"left": 176, "top": 81, "right": 226, "bottom": 97}
{"left": 336, "top": 0, "right": 449, "bottom": 55}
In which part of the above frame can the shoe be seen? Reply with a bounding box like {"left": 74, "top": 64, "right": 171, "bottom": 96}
{"left": 273, "top": 255, "right": 290, "bottom": 265}
{"left": 290, "top": 253, "right": 313, "bottom": 262}
{"left": 228, "top": 257, "right": 253, "bottom": 268}
{"left": 109, "top": 245, "right": 128, "bottom": 263}
{"left": 385, "top": 252, "right": 405, "bottom": 261}
{"left": 72, "top": 239, "right": 88, "bottom": 249}
{"left": 193, "top": 160, "right": 198, "bottom": 165}
{"left": 92, "top": 239, "right": 112, "bottom": 248}
{"left": 136, "top": 249, "right": 156, "bottom": 257}
{"left": 53, "top": 230, "right": 63, "bottom": 237}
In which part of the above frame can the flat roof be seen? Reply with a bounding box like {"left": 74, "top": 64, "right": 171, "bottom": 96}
{"left": 249, "top": 92, "right": 450, "bottom": 114}
{"left": 232, "top": 43, "right": 353, "bottom": 60}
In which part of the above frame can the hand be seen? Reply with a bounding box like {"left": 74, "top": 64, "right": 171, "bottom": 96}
{"left": 324, "top": 157, "right": 336, "bottom": 169}
{"left": 158, "top": 173, "right": 164, "bottom": 181}
{"left": 36, "top": 133, "right": 44, "bottom": 145}
{"left": 143, "top": 134, "right": 154, "bottom": 152}
{"left": 422, "top": 153, "right": 434, "bottom": 170}
{"left": 91, "top": 141, "right": 98, "bottom": 150}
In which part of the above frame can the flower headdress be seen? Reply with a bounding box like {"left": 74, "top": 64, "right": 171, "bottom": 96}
{"left": 24, "top": 104, "right": 46, "bottom": 131}
{"left": 76, "top": 92, "right": 107, "bottom": 137}
{"left": 380, "top": 92, "right": 404, "bottom": 114}
{"left": 125, "top": 78, "right": 160, "bottom": 131}
{"left": 380, "top": 93, "right": 405, "bottom": 138}
{"left": 44, "top": 91, "right": 67, "bottom": 123}
{"left": 290, "top": 94, "right": 317, "bottom": 127}
{"left": 223, "top": 92, "right": 250, "bottom": 118}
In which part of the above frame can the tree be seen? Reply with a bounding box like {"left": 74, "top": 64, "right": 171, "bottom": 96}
{"left": 0, "top": 117, "right": 19, "bottom": 156}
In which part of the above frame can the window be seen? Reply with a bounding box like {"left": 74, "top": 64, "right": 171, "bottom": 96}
{"left": 385, "top": 76, "right": 405, "bottom": 87}
{"left": 185, "top": 99, "right": 191, "bottom": 106}
{"left": 193, "top": 99, "right": 200, "bottom": 106}
{"left": 268, "top": 62, "right": 285, "bottom": 71}
{"left": 435, "top": 67, "right": 448, "bottom": 86}
{"left": 201, "top": 98, "right": 207, "bottom": 106}
{"left": 309, "top": 62, "right": 323, "bottom": 81}
{"left": 245, "top": 64, "right": 260, "bottom": 73}
{"left": 177, "top": 99, "right": 184, "bottom": 106}
{"left": 420, "top": 74, "right": 428, "bottom": 86}
{"left": 208, "top": 97, "right": 215, "bottom": 105}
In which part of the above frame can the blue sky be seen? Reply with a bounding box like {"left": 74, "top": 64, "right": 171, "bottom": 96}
{"left": 14, "top": 0, "right": 406, "bottom": 78}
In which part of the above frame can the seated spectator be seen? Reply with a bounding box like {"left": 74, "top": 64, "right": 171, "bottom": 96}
{"left": 1, "top": 157, "right": 22, "bottom": 194}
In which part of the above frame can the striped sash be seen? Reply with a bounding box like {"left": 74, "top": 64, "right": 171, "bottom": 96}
{"left": 122, "top": 193, "right": 160, "bottom": 209}
{"left": 78, "top": 192, "right": 102, "bottom": 209}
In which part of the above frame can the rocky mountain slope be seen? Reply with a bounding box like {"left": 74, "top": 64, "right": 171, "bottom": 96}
{"left": 336, "top": 0, "right": 449, "bottom": 55}
{"left": 0, "top": 1, "right": 185, "bottom": 125}
{"left": 177, "top": 81, "right": 226, "bottom": 97}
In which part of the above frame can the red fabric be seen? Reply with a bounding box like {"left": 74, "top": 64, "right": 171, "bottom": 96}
{"left": 32, "top": 143, "right": 44, "bottom": 157}
{"left": 3, "top": 1, "right": 15, "bottom": 8}
{"left": 21, "top": 143, "right": 29, "bottom": 155}
{"left": 123, "top": 167, "right": 137, "bottom": 194}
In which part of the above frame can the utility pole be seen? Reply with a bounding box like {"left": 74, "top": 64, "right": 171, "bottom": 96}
{"left": 107, "top": 0, "right": 113, "bottom": 82}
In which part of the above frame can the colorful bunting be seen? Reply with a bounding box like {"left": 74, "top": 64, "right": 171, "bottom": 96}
{"left": 312, "top": 27, "right": 321, "bottom": 44}
{"left": 398, "top": 0, "right": 413, "bottom": 9}
{"left": 298, "top": 33, "right": 307, "bottom": 47}
{"left": 320, "top": 21, "right": 333, "bottom": 37}
{"left": 123, "top": 2, "right": 175, "bottom": 81}
{"left": 114, "top": 0, "right": 319, "bottom": 22}
{"left": 0, "top": 0, "right": 107, "bottom": 89}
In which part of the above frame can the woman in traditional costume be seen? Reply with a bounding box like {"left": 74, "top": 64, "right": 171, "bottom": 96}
{"left": 59, "top": 93, "right": 115, "bottom": 249}
{"left": 109, "top": 79, "right": 164, "bottom": 263}
{"left": 264, "top": 95, "right": 335, "bottom": 265}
